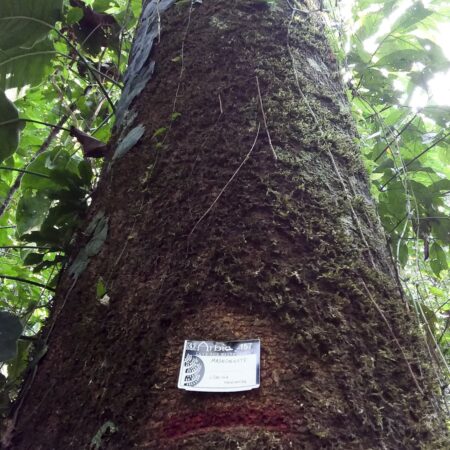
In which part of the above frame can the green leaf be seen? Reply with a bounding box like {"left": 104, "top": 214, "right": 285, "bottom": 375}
{"left": 398, "top": 241, "right": 408, "bottom": 267}
{"left": 0, "top": 0, "right": 63, "bottom": 50}
{"left": 430, "top": 179, "right": 450, "bottom": 194}
{"left": 96, "top": 277, "right": 107, "bottom": 299}
{"left": 113, "top": 125, "right": 145, "bottom": 160}
{"left": 21, "top": 148, "right": 81, "bottom": 191}
{"left": 16, "top": 190, "right": 52, "bottom": 237}
{"left": 429, "top": 242, "right": 448, "bottom": 274}
{"left": 68, "top": 212, "right": 108, "bottom": 279}
{"left": 33, "top": 259, "right": 59, "bottom": 273}
{"left": 6, "top": 339, "right": 32, "bottom": 382}
{"left": 375, "top": 49, "right": 427, "bottom": 72}
{"left": 0, "top": 39, "right": 56, "bottom": 90}
{"left": 78, "top": 160, "right": 93, "bottom": 186}
{"left": 23, "top": 253, "right": 45, "bottom": 266}
{"left": 49, "top": 169, "right": 83, "bottom": 192}
{"left": 417, "top": 38, "right": 450, "bottom": 67}
{"left": 392, "top": 2, "right": 432, "bottom": 31}
{"left": 431, "top": 217, "right": 450, "bottom": 244}
{"left": 152, "top": 127, "right": 167, "bottom": 139}
{"left": 373, "top": 158, "right": 394, "bottom": 173}
{"left": 66, "top": 7, "right": 83, "bottom": 25}
{"left": 0, "top": 311, "right": 23, "bottom": 363}
{"left": 0, "top": 90, "right": 22, "bottom": 163}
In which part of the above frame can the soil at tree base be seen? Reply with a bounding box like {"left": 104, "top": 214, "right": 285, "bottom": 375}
{"left": 9, "top": 1, "right": 448, "bottom": 449}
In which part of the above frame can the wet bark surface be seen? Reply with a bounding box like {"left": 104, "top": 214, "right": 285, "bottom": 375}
{"left": 9, "top": 1, "right": 447, "bottom": 449}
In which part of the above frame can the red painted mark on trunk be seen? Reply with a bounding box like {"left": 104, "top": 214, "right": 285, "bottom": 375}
{"left": 162, "top": 407, "right": 290, "bottom": 439}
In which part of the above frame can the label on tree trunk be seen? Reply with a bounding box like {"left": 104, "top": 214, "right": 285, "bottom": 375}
{"left": 177, "top": 339, "right": 260, "bottom": 392}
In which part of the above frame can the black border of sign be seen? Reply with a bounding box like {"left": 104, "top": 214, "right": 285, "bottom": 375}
{"left": 177, "top": 339, "right": 261, "bottom": 392}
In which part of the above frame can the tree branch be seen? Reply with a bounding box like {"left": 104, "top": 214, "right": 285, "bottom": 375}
{"left": 0, "top": 275, "right": 56, "bottom": 292}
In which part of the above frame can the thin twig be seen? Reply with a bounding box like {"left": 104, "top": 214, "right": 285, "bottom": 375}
{"left": 218, "top": 94, "right": 223, "bottom": 115}
{"left": 0, "top": 166, "right": 50, "bottom": 178}
{"left": 61, "top": 53, "right": 123, "bottom": 88}
{"left": 374, "top": 114, "right": 417, "bottom": 162}
{"left": 156, "top": 0, "right": 162, "bottom": 43}
{"left": 117, "top": 0, "right": 132, "bottom": 70}
{"left": 0, "top": 275, "right": 56, "bottom": 292}
{"left": 0, "top": 117, "right": 71, "bottom": 132}
{"left": 255, "top": 76, "right": 277, "bottom": 160}
{"left": 380, "top": 132, "right": 450, "bottom": 190}
{"left": 188, "top": 123, "right": 261, "bottom": 237}
{"left": 172, "top": 0, "right": 194, "bottom": 113}
{"left": 0, "top": 245, "right": 51, "bottom": 250}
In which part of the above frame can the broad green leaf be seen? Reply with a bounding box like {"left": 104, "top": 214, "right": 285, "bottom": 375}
{"left": 21, "top": 149, "right": 81, "bottom": 191}
{"left": 398, "top": 241, "right": 408, "bottom": 267}
{"left": 417, "top": 38, "right": 450, "bottom": 68}
{"left": 430, "top": 179, "right": 450, "bottom": 194}
{"left": 66, "top": 7, "right": 83, "bottom": 25}
{"left": 16, "top": 190, "right": 52, "bottom": 237}
{"left": 0, "top": 311, "right": 23, "bottom": 362}
{"left": 6, "top": 339, "right": 32, "bottom": 382}
{"left": 23, "top": 253, "right": 45, "bottom": 266}
{"left": 375, "top": 49, "right": 428, "bottom": 72}
{"left": 429, "top": 242, "right": 448, "bottom": 277}
{"left": 0, "top": 0, "right": 63, "bottom": 50}
{"left": 130, "top": 0, "right": 142, "bottom": 18}
{"left": 49, "top": 169, "right": 84, "bottom": 192}
{"left": 431, "top": 218, "right": 450, "bottom": 244}
{"left": 391, "top": 2, "right": 432, "bottom": 31}
{"left": 373, "top": 158, "right": 394, "bottom": 173}
{"left": 78, "top": 160, "right": 93, "bottom": 186}
{"left": 357, "top": 11, "right": 385, "bottom": 41}
{"left": 0, "top": 90, "right": 22, "bottom": 163}
{"left": 0, "top": 39, "right": 56, "bottom": 90}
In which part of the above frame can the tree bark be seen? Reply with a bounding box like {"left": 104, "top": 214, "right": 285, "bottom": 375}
{"left": 8, "top": 1, "right": 447, "bottom": 448}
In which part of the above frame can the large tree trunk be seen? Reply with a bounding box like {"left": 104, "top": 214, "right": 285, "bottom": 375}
{"left": 8, "top": 1, "right": 446, "bottom": 448}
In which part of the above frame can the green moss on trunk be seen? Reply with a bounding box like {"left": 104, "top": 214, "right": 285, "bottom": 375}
{"left": 10, "top": 1, "right": 447, "bottom": 449}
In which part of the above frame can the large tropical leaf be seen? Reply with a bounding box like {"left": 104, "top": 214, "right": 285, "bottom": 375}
{"left": 16, "top": 189, "right": 52, "bottom": 237}
{"left": 0, "top": 311, "right": 23, "bottom": 363}
{"left": 0, "top": 0, "right": 63, "bottom": 50}
{"left": 0, "top": 39, "right": 56, "bottom": 90}
{"left": 0, "top": 90, "right": 23, "bottom": 163}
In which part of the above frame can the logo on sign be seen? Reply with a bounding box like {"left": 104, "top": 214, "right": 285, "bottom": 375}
{"left": 183, "top": 354, "right": 205, "bottom": 387}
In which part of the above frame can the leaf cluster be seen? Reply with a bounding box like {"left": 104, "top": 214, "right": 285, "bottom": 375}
{"left": 0, "top": 0, "right": 141, "bottom": 415}
{"left": 327, "top": 0, "right": 450, "bottom": 384}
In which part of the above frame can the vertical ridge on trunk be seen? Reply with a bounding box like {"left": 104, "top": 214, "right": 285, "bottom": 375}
{"left": 10, "top": 1, "right": 447, "bottom": 449}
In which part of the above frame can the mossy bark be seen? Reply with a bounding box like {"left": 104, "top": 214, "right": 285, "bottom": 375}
{"left": 9, "top": 1, "right": 447, "bottom": 449}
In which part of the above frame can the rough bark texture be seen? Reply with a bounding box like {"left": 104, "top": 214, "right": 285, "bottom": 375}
{"left": 8, "top": 1, "right": 447, "bottom": 449}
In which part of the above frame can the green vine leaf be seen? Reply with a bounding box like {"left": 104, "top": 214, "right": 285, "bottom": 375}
{"left": 0, "top": 0, "right": 63, "bottom": 50}
{"left": 0, "top": 91, "right": 23, "bottom": 163}
{"left": 0, "top": 311, "right": 23, "bottom": 363}
{"left": 16, "top": 190, "right": 52, "bottom": 237}
{"left": 0, "top": 39, "right": 56, "bottom": 90}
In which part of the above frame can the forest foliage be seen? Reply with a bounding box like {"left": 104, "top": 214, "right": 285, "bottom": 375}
{"left": 0, "top": 0, "right": 448, "bottom": 416}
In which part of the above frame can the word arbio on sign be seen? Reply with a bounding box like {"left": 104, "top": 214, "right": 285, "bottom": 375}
{"left": 177, "top": 339, "right": 260, "bottom": 392}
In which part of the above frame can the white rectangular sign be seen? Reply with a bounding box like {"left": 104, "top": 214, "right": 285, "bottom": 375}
{"left": 177, "top": 339, "right": 260, "bottom": 392}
